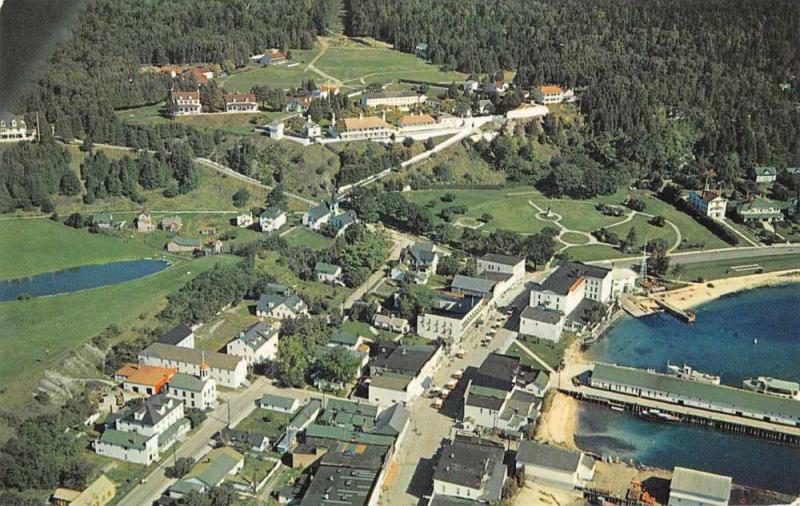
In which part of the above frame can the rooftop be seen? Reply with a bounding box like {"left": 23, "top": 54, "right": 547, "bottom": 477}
{"left": 258, "top": 393, "right": 298, "bottom": 410}
{"left": 538, "top": 85, "right": 565, "bottom": 94}
{"left": 140, "top": 343, "right": 244, "bottom": 371}
{"left": 117, "top": 392, "right": 183, "bottom": 427}
{"left": 537, "top": 261, "right": 611, "bottom": 295}
{"left": 237, "top": 321, "right": 278, "bottom": 349}
{"left": 159, "top": 322, "right": 193, "bottom": 346}
{"left": 370, "top": 371, "right": 413, "bottom": 391}
{"left": 520, "top": 306, "right": 563, "bottom": 325}
{"left": 427, "top": 293, "right": 484, "bottom": 319}
{"left": 168, "top": 372, "right": 208, "bottom": 393}
{"left": 592, "top": 363, "right": 800, "bottom": 421}
{"left": 370, "top": 341, "right": 440, "bottom": 376}
{"left": 99, "top": 429, "right": 152, "bottom": 450}
{"left": 516, "top": 440, "right": 582, "bottom": 472}
{"left": 298, "top": 464, "right": 379, "bottom": 506}
{"left": 433, "top": 436, "right": 505, "bottom": 496}
{"left": 315, "top": 262, "right": 342, "bottom": 275}
{"left": 399, "top": 114, "right": 436, "bottom": 126}
{"left": 184, "top": 447, "right": 243, "bottom": 488}
{"left": 114, "top": 363, "right": 176, "bottom": 387}
{"left": 342, "top": 116, "right": 391, "bottom": 131}
{"left": 481, "top": 253, "right": 525, "bottom": 266}
{"left": 670, "top": 467, "right": 732, "bottom": 503}
{"left": 451, "top": 275, "right": 496, "bottom": 295}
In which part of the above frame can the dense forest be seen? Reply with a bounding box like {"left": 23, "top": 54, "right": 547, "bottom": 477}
{"left": 345, "top": 0, "right": 800, "bottom": 176}
{"left": 19, "top": 0, "right": 338, "bottom": 140}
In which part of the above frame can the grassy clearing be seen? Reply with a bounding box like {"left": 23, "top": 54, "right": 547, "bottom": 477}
{"left": 0, "top": 219, "right": 159, "bottom": 280}
{"left": 282, "top": 226, "right": 335, "bottom": 250}
{"left": 254, "top": 250, "right": 352, "bottom": 308}
{"left": 559, "top": 232, "right": 590, "bottom": 245}
{"left": 114, "top": 102, "right": 282, "bottom": 135}
{"left": 317, "top": 45, "right": 465, "bottom": 84}
{"left": 0, "top": 255, "right": 237, "bottom": 405}
{"left": 511, "top": 333, "right": 576, "bottom": 370}
{"left": 677, "top": 254, "right": 800, "bottom": 281}
{"left": 195, "top": 302, "right": 261, "bottom": 353}
{"left": 235, "top": 408, "right": 293, "bottom": 439}
{"left": 222, "top": 65, "right": 313, "bottom": 92}
{"left": 607, "top": 214, "right": 679, "bottom": 250}
{"left": 564, "top": 244, "right": 629, "bottom": 262}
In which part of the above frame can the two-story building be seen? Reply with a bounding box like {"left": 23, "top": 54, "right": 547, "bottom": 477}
{"left": 368, "top": 341, "right": 443, "bottom": 408}
{"left": 432, "top": 435, "right": 507, "bottom": 503}
{"left": 138, "top": 343, "right": 248, "bottom": 388}
{"left": 259, "top": 206, "right": 287, "bottom": 232}
{"left": 172, "top": 90, "right": 202, "bottom": 116}
{"left": 417, "top": 293, "right": 489, "bottom": 343}
{"left": 339, "top": 116, "right": 393, "bottom": 141}
{"left": 167, "top": 371, "right": 217, "bottom": 410}
{"left": 0, "top": 113, "right": 34, "bottom": 142}
{"left": 688, "top": 189, "right": 728, "bottom": 219}
{"left": 359, "top": 91, "right": 426, "bottom": 109}
{"left": 532, "top": 85, "right": 575, "bottom": 105}
{"left": 224, "top": 93, "right": 258, "bottom": 113}
{"left": 226, "top": 321, "right": 279, "bottom": 366}
{"left": 736, "top": 196, "right": 785, "bottom": 223}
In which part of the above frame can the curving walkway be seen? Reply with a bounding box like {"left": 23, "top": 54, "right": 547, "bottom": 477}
{"left": 527, "top": 200, "right": 683, "bottom": 255}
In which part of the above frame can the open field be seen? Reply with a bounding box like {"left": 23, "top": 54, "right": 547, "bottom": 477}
{"left": 115, "top": 102, "right": 282, "bottom": 136}
{"left": 222, "top": 65, "right": 314, "bottom": 92}
{"left": 606, "top": 214, "right": 679, "bottom": 250}
{"left": 236, "top": 408, "right": 293, "bottom": 440}
{"left": 316, "top": 45, "right": 465, "bottom": 84}
{"left": 565, "top": 244, "right": 630, "bottom": 262}
{"left": 195, "top": 302, "right": 261, "bottom": 353}
{"left": 0, "top": 219, "right": 159, "bottom": 280}
{"left": 53, "top": 145, "right": 270, "bottom": 215}
{"left": 254, "top": 250, "right": 352, "bottom": 308}
{"left": 0, "top": 255, "right": 238, "bottom": 406}
{"left": 405, "top": 187, "right": 730, "bottom": 259}
{"left": 282, "top": 226, "right": 335, "bottom": 250}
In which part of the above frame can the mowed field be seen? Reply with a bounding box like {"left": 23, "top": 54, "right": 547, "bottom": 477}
{"left": 114, "top": 102, "right": 282, "bottom": 136}
{"left": 405, "top": 187, "right": 729, "bottom": 259}
{"left": 0, "top": 219, "right": 158, "bottom": 279}
{"left": 316, "top": 46, "right": 466, "bottom": 84}
{"left": 222, "top": 38, "right": 465, "bottom": 93}
{"left": 0, "top": 253, "right": 237, "bottom": 404}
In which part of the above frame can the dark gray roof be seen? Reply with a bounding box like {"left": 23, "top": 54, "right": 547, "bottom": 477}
{"left": 481, "top": 253, "right": 525, "bottom": 266}
{"left": 118, "top": 393, "right": 183, "bottom": 428}
{"left": 427, "top": 293, "right": 483, "bottom": 319}
{"left": 520, "top": 306, "right": 563, "bottom": 324}
{"left": 451, "top": 275, "right": 496, "bottom": 295}
{"left": 373, "top": 404, "right": 410, "bottom": 436}
{"left": 566, "top": 298, "right": 605, "bottom": 326}
{"left": 306, "top": 202, "right": 332, "bottom": 221}
{"left": 540, "top": 262, "right": 610, "bottom": 295}
{"left": 473, "top": 353, "right": 521, "bottom": 391}
{"left": 238, "top": 321, "right": 278, "bottom": 349}
{"left": 465, "top": 393, "right": 505, "bottom": 410}
{"left": 516, "top": 441, "right": 582, "bottom": 472}
{"left": 408, "top": 242, "right": 436, "bottom": 264}
{"left": 159, "top": 322, "right": 194, "bottom": 346}
{"left": 433, "top": 435, "right": 505, "bottom": 490}
{"left": 370, "top": 341, "right": 439, "bottom": 376}
{"left": 298, "top": 464, "right": 379, "bottom": 506}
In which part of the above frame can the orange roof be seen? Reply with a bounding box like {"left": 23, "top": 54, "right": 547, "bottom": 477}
{"left": 115, "top": 363, "right": 176, "bottom": 387}
{"left": 320, "top": 84, "right": 339, "bottom": 92}
{"left": 539, "top": 85, "right": 564, "bottom": 94}
{"left": 343, "top": 116, "right": 391, "bottom": 131}
{"left": 399, "top": 114, "right": 435, "bottom": 126}
{"left": 182, "top": 68, "right": 210, "bottom": 84}
{"left": 268, "top": 49, "right": 286, "bottom": 59}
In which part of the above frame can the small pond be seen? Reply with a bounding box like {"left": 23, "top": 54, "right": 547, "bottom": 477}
{"left": 0, "top": 259, "right": 170, "bottom": 301}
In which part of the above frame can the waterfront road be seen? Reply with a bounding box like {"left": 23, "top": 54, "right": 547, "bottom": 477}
{"left": 591, "top": 244, "right": 800, "bottom": 269}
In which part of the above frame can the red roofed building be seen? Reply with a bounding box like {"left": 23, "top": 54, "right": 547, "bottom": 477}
{"left": 113, "top": 363, "right": 177, "bottom": 395}
{"left": 532, "top": 85, "right": 575, "bottom": 105}
{"left": 224, "top": 93, "right": 258, "bottom": 113}
{"left": 181, "top": 67, "right": 214, "bottom": 85}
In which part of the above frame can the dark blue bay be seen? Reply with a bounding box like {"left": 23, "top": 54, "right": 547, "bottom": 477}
{"left": 0, "top": 259, "right": 169, "bottom": 301}
{"left": 578, "top": 284, "right": 800, "bottom": 494}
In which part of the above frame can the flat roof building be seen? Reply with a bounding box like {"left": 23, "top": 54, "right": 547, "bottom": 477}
{"left": 669, "top": 467, "right": 732, "bottom": 506}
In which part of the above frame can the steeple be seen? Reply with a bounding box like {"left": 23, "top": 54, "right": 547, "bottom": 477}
{"left": 199, "top": 351, "right": 209, "bottom": 380}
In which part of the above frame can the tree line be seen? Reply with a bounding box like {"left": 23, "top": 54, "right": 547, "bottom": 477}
{"left": 344, "top": 0, "right": 800, "bottom": 181}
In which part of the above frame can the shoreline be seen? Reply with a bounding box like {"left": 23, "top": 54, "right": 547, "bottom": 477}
{"left": 654, "top": 268, "right": 800, "bottom": 311}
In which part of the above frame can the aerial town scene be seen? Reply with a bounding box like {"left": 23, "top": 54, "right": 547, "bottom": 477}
{"left": 0, "top": 0, "right": 799, "bottom": 505}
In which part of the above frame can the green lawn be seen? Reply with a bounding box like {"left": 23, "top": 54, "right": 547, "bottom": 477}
{"left": 509, "top": 333, "right": 577, "bottom": 370}
{"left": 677, "top": 254, "right": 800, "bottom": 282}
{"left": 559, "top": 232, "right": 591, "bottom": 245}
{"left": 606, "top": 214, "right": 679, "bottom": 250}
{"left": 282, "top": 226, "right": 335, "bottom": 250}
{"left": 235, "top": 408, "right": 293, "bottom": 440}
{"left": 0, "top": 255, "right": 237, "bottom": 405}
{"left": 564, "top": 244, "right": 630, "bottom": 262}
{"left": 195, "top": 302, "right": 261, "bottom": 353}
{"left": 340, "top": 320, "right": 375, "bottom": 337}
{"left": 317, "top": 46, "right": 465, "bottom": 84}
{"left": 115, "top": 102, "right": 281, "bottom": 135}
{"left": 0, "top": 219, "right": 158, "bottom": 280}
{"left": 222, "top": 64, "right": 313, "bottom": 92}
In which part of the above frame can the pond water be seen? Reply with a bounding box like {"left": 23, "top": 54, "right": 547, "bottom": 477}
{"left": 0, "top": 259, "right": 169, "bottom": 301}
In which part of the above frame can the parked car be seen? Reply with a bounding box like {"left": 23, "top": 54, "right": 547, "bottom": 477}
{"left": 452, "top": 369, "right": 464, "bottom": 379}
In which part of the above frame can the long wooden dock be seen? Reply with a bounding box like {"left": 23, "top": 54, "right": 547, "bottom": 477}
{"left": 558, "top": 381, "right": 800, "bottom": 445}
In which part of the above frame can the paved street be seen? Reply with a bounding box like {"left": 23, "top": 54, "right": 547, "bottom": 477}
{"left": 591, "top": 244, "right": 800, "bottom": 269}
{"left": 379, "top": 310, "right": 517, "bottom": 506}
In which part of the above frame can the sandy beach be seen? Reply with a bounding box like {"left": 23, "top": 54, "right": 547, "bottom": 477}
{"left": 535, "top": 391, "right": 578, "bottom": 450}
{"left": 655, "top": 268, "right": 800, "bottom": 311}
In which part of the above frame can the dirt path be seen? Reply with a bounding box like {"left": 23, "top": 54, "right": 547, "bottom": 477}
{"left": 305, "top": 38, "right": 342, "bottom": 85}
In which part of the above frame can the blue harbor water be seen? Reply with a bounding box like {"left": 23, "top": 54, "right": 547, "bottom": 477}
{"left": 0, "top": 259, "right": 169, "bottom": 301}
{"left": 580, "top": 284, "right": 800, "bottom": 494}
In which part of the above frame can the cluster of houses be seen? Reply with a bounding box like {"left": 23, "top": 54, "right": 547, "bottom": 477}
{"left": 0, "top": 112, "right": 36, "bottom": 142}
{"left": 170, "top": 90, "right": 259, "bottom": 116}
{"left": 301, "top": 200, "right": 358, "bottom": 236}
{"left": 686, "top": 166, "right": 800, "bottom": 228}
{"left": 520, "top": 261, "right": 637, "bottom": 343}
{"left": 235, "top": 206, "right": 288, "bottom": 232}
